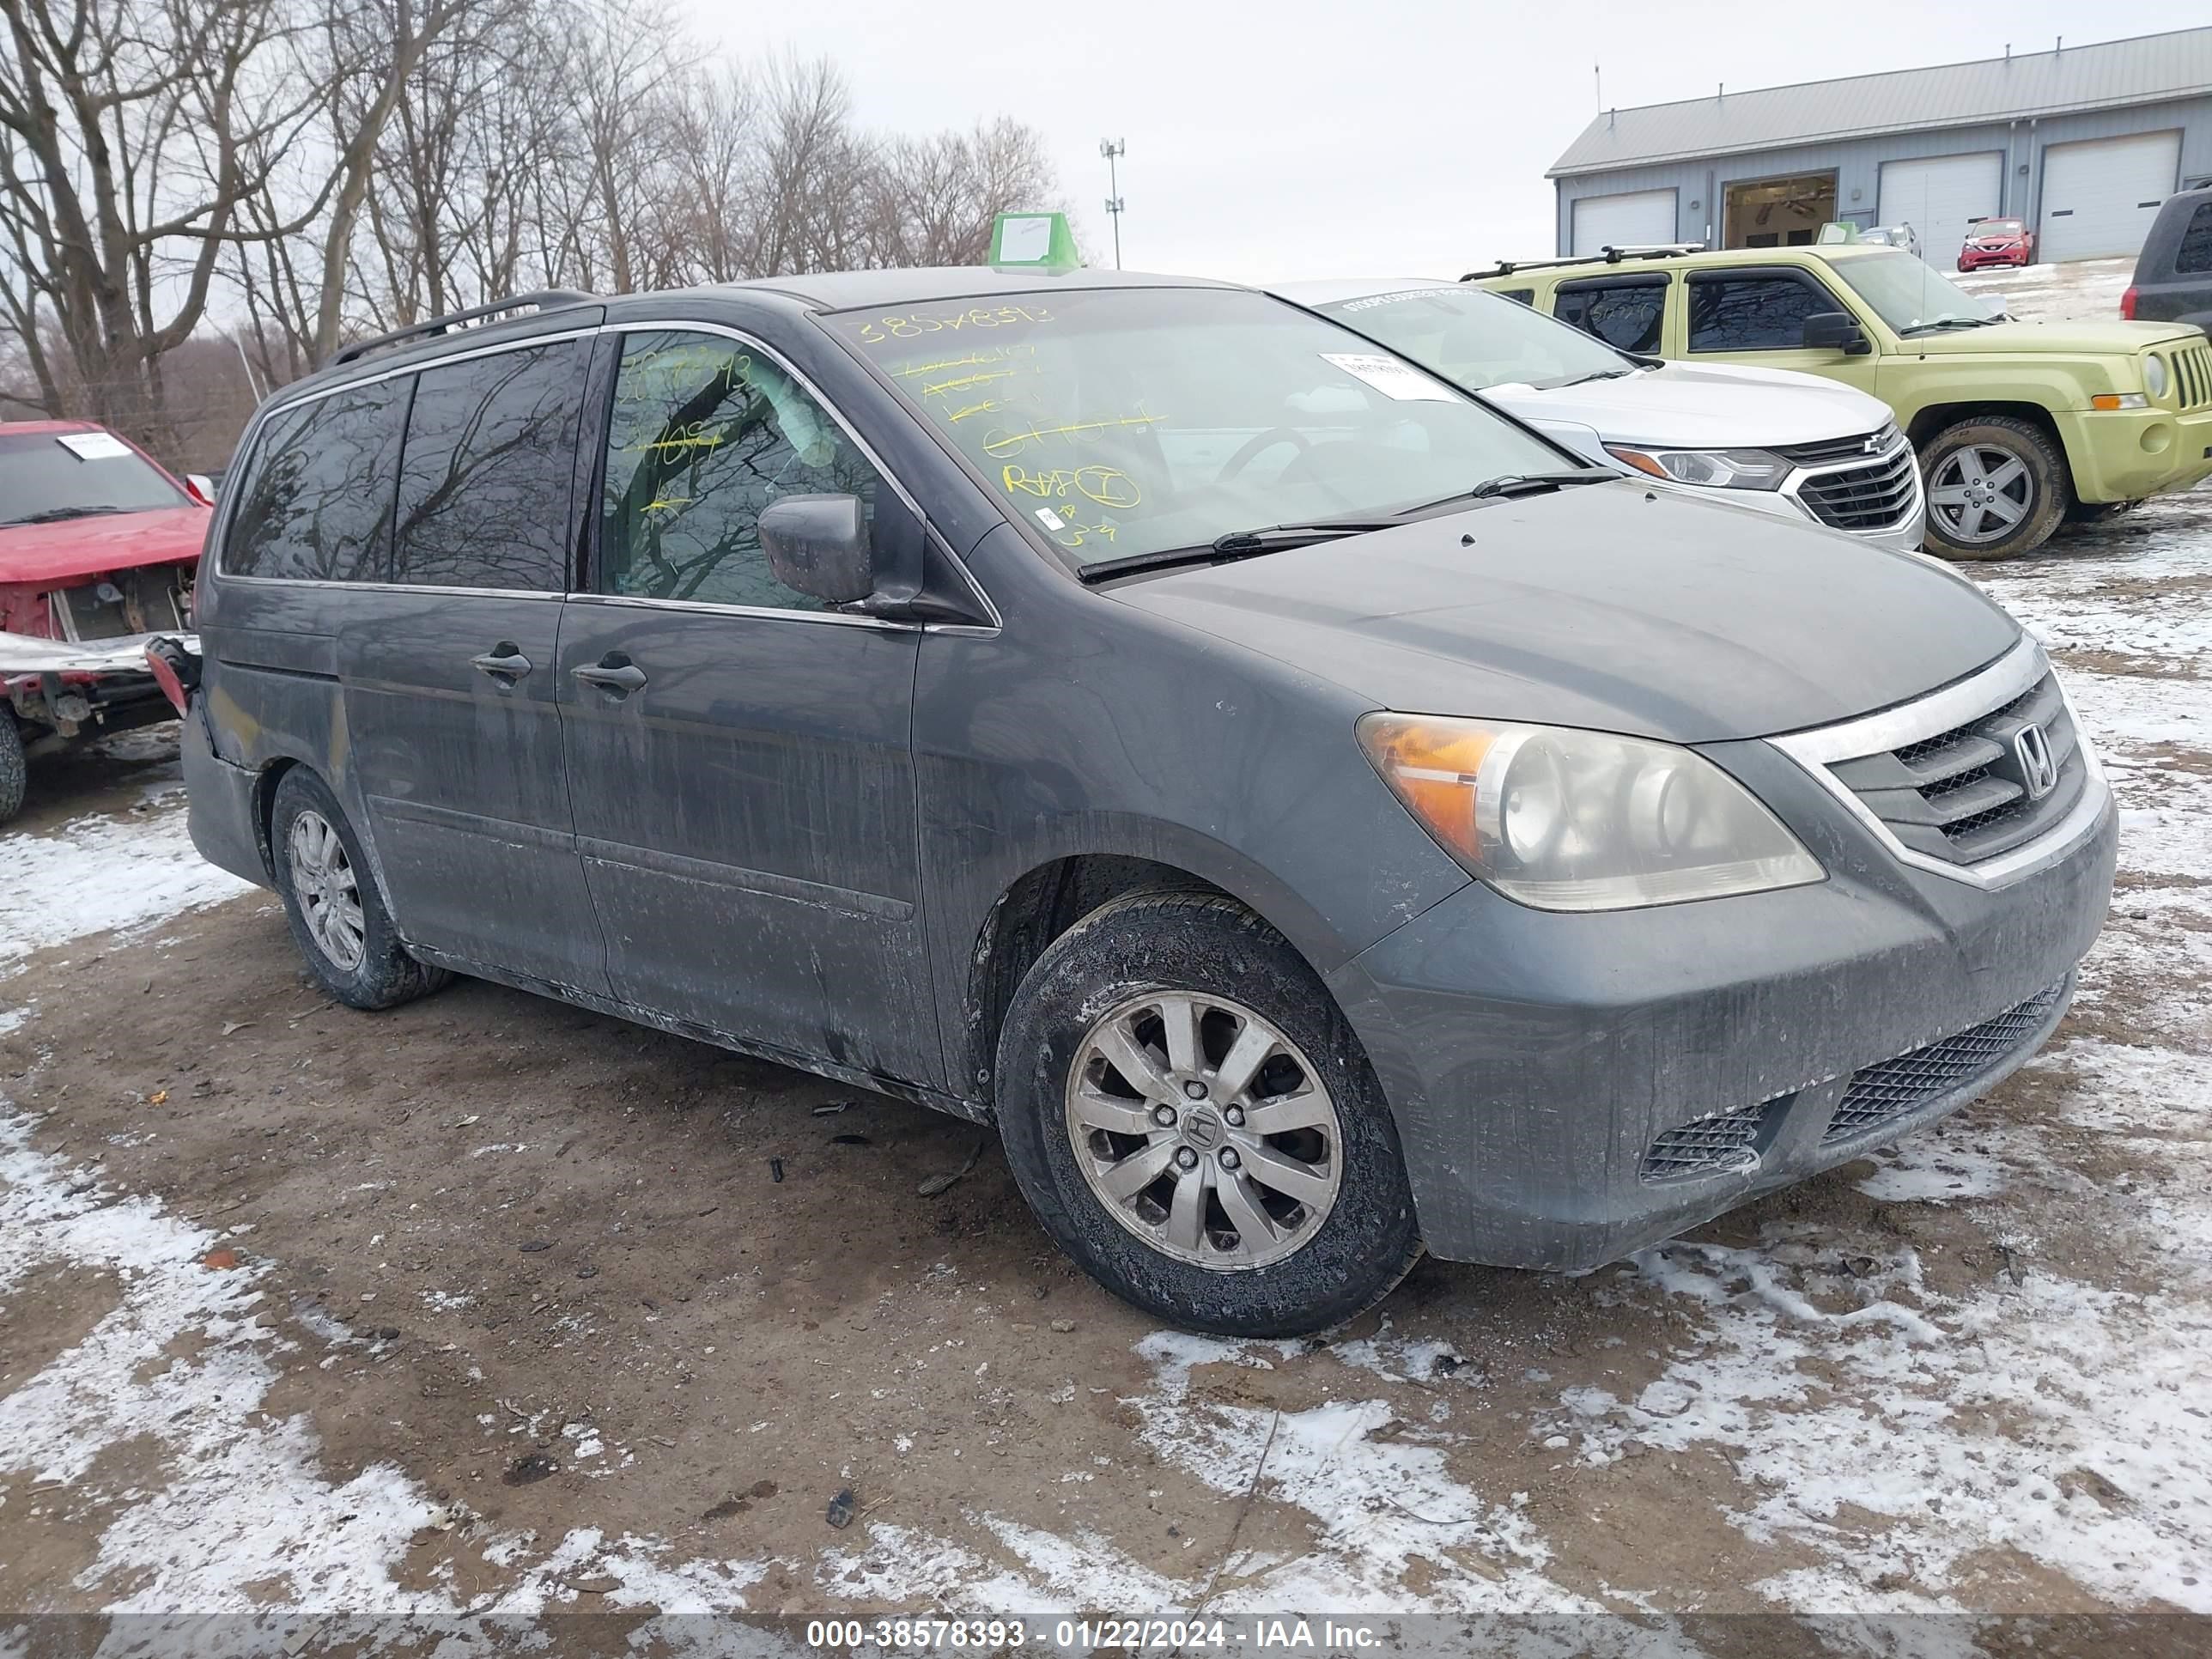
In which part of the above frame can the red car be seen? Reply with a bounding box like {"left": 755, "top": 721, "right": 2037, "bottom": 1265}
{"left": 1958, "top": 217, "right": 2036, "bottom": 271}
{"left": 1, "top": 420, "right": 213, "bottom": 824}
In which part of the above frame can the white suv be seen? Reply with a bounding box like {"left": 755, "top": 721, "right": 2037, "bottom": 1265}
{"left": 1275, "top": 277, "right": 1925, "bottom": 553}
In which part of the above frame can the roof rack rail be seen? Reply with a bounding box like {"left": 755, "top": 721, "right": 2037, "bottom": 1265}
{"left": 329, "top": 289, "right": 599, "bottom": 367}
{"left": 1458, "top": 243, "right": 1706, "bottom": 282}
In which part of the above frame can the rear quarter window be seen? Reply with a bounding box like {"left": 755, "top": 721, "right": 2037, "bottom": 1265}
{"left": 224, "top": 380, "right": 410, "bottom": 581}
{"left": 2176, "top": 202, "right": 2212, "bottom": 276}
{"left": 393, "top": 341, "right": 588, "bottom": 592}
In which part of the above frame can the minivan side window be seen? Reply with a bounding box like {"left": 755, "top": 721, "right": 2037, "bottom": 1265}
{"left": 1686, "top": 272, "right": 1840, "bottom": 351}
{"left": 393, "top": 341, "right": 586, "bottom": 591}
{"left": 225, "top": 380, "right": 410, "bottom": 581}
{"left": 2177, "top": 202, "right": 2212, "bottom": 275}
{"left": 598, "top": 330, "right": 885, "bottom": 611}
{"left": 1554, "top": 278, "right": 1666, "bottom": 355}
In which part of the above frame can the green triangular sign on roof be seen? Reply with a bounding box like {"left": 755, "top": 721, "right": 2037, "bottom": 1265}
{"left": 990, "top": 211, "right": 1081, "bottom": 270}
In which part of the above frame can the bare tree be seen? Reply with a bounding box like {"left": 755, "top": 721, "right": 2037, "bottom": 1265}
{"left": 0, "top": 0, "right": 327, "bottom": 443}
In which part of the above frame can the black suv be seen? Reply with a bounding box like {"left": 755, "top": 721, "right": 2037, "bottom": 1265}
{"left": 2124, "top": 185, "right": 2212, "bottom": 332}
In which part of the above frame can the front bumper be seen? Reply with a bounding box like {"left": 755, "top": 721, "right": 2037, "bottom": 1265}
{"left": 1957, "top": 248, "right": 2030, "bottom": 270}
{"left": 1327, "top": 725, "right": 2117, "bottom": 1272}
{"left": 2058, "top": 404, "right": 2212, "bottom": 502}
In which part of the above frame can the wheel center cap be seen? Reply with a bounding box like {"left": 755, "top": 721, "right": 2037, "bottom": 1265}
{"left": 1182, "top": 1108, "right": 1222, "bottom": 1151}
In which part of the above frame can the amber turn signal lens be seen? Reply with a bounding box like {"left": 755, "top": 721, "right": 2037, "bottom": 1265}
{"left": 1356, "top": 714, "right": 1495, "bottom": 864}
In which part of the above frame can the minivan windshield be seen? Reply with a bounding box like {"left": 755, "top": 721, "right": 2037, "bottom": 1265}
{"left": 1831, "top": 251, "right": 2004, "bottom": 336}
{"left": 830, "top": 286, "right": 1574, "bottom": 566}
{"left": 0, "top": 428, "right": 185, "bottom": 527}
{"left": 1310, "top": 284, "right": 1636, "bottom": 393}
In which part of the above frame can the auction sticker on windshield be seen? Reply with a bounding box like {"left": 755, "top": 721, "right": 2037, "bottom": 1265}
{"left": 1319, "top": 352, "right": 1458, "bottom": 402}
{"left": 56, "top": 431, "right": 132, "bottom": 460}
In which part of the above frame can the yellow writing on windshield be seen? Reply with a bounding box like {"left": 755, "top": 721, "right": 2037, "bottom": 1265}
{"left": 1002, "top": 464, "right": 1142, "bottom": 509}
{"left": 921, "top": 368, "right": 1018, "bottom": 398}
{"left": 891, "top": 345, "right": 1036, "bottom": 380}
{"left": 947, "top": 401, "right": 999, "bottom": 423}
{"left": 854, "top": 305, "right": 1052, "bottom": 345}
{"left": 981, "top": 408, "right": 1166, "bottom": 459}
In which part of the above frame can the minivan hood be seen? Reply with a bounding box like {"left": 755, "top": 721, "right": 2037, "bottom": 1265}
{"left": 1905, "top": 318, "right": 2200, "bottom": 355}
{"left": 1111, "top": 482, "right": 2017, "bottom": 744}
{"left": 1482, "top": 360, "right": 1890, "bottom": 449}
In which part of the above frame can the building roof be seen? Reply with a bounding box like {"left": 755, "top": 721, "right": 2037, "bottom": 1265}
{"left": 1553, "top": 26, "right": 2212, "bottom": 178}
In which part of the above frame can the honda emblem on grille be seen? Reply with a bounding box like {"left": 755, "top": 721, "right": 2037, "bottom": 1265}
{"left": 2014, "top": 723, "right": 2058, "bottom": 800}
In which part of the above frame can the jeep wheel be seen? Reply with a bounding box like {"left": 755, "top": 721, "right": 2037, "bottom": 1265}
{"left": 1922, "top": 416, "right": 2069, "bottom": 561}
{"left": 270, "top": 768, "right": 450, "bottom": 1010}
{"left": 995, "top": 890, "right": 1421, "bottom": 1337}
{"left": 0, "top": 711, "right": 24, "bottom": 827}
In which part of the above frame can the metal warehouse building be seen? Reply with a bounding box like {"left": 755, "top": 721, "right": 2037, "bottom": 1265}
{"left": 1551, "top": 27, "right": 2212, "bottom": 264}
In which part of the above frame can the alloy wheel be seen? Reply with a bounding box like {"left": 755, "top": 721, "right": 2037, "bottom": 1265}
{"left": 1929, "top": 444, "right": 2034, "bottom": 545}
{"left": 1064, "top": 991, "right": 1343, "bottom": 1270}
{"left": 288, "top": 809, "right": 367, "bottom": 970}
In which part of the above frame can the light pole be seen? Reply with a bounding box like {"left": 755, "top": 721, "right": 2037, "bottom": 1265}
{"left": 1100, "top": 138, "right": 1126, "bottom": 269}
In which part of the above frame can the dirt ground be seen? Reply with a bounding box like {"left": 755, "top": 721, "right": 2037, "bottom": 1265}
{"left": 4, "top": 262, "right": 2210, "bottom": 1655}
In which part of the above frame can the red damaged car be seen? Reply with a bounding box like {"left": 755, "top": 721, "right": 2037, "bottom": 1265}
{"left": 1, "top": 420, "right": 212, "bottom": 825}
{"left": 1958, "top": 216, "right": 2035, "bottom": 271}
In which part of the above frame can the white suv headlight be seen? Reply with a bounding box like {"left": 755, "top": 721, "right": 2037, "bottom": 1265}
{"left": 2144, "top": 355, "right": 2170, "bottom": 400}
{"left": 1358, "top": 714, "right": 1825, "bottom": 911}
{"left": 1604, "top": 445, "right": 1792, "bottom": 490}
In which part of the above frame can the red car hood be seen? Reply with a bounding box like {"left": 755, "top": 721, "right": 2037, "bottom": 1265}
{"left": 0, "top": 504, "right": 210, "bottom": 585}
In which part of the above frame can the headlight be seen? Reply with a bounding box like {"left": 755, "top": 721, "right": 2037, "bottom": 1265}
{"left": 1358, "top": 714, "right": 1825, "bottom": 911}
{"left": 2144, "top": 355, "right": 2170, "bottom": 399}
{"left": 1603, "top": 445, "right": 1791, "bottom": 490}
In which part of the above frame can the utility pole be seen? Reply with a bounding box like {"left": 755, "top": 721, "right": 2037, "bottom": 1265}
{"left": 1100, "top": 138, "right": 1127, "bottom": 270}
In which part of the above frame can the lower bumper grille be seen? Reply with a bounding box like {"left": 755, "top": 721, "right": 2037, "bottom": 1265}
{"left": 1820, "top": 979, "right": 2068, "bottom": 1146}
{"left": 1640, "top": 1098, "right": 1775, "bottom": 1182}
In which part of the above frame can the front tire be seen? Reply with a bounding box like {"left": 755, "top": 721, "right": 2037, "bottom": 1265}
{"left": 995, "top": 890, "right": 1421, "bottom": 1337}
{"left": 270, "top": 769, "right": 449, "bottom": 1011}
{"left": 1921, "top": 416, "right": 2069, "bottom": 561}
{"left": 0, "top": 712, "right": 24, "bottom": 828}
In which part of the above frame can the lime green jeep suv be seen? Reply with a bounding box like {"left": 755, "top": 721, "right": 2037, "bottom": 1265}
{"left": 1472, "top": 245, "right": 2212, "bottom": 560}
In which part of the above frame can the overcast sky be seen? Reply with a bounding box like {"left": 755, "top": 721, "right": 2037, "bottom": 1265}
{"left": 684, "top": 2, "right": 2191, "bottom": 283}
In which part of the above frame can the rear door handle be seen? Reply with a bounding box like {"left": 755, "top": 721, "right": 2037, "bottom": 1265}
{"left": 572, "top": 658, "right": 647, "bottom": 696}
{"left": 471, "top": 644, "right": 532, "bottom": 682}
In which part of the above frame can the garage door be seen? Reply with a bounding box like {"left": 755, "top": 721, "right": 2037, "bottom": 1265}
{"left": 1878, "top": 152, "right": 2002, "bottom": 250}
{"left": 2039, "top": 131, "right": 2182, "bottom": 262}
{"left": 1570, "top": 189, "right": 1678, "bottom": 257}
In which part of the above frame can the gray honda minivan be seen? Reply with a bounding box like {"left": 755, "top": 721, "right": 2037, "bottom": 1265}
{"left": 177, "top": 270, "right": 2116, "bottom": 1336}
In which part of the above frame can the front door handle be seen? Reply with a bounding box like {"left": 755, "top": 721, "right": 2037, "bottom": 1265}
{"left": 573, "top": 657, "right": 648, "bottom": 696}
{"left": 471, "top": 644, "right": 532, "bottom": 682}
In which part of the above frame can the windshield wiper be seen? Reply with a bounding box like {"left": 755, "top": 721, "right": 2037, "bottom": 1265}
{"left": 1555, "top": 367, "right": 1638, "bottom": 386}
{"left": 1899, "top": 316, "right": 2001, "bottom": 337}
{"left": 1076, "top": 518, "right": 1401, "bottom": 583}
{"left": 1428, "top": 470, "right": 1619, "bottom": 507}
{"left": 5, "top": 504, "right": 129, "bottom": 526}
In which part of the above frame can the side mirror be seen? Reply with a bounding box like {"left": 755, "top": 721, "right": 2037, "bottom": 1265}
{"left": 1802, "top": 312, "right": 1872, "bottom": 356}
{"left": 759, "top": 494, "right": 873, "bottom": 605}
{"left": 185, "top": 472, "right": 218, "bottom": 507}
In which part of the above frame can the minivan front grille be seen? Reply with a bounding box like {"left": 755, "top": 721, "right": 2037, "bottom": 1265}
{"left": 2169, "top": 342, "right": 2212, "bottom": 411}
{"left": 1826, "top": 669, "right": 2084, "bottom": 866}
{"left": 1820, "top": 979, "right": 2068, "bottom": 1146}
{"left": 1792, "top": 442, "right": 1918, "bottom": 532}
{"left": 1771, "top": 423, "right": 1900, "bottom": 467}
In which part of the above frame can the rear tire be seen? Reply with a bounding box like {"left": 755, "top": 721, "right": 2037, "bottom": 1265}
{"left": 995, "top": 890, "right": 1421, "bottom": 1337}
{"left": 0, "top": 711, "right": 24, "bottom": 827}
{"left": 1921, "top": 416, "right": 2069, "bottom": 562}
{"left": 270, "top": 769, "right": 450, "bottom": 1011}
